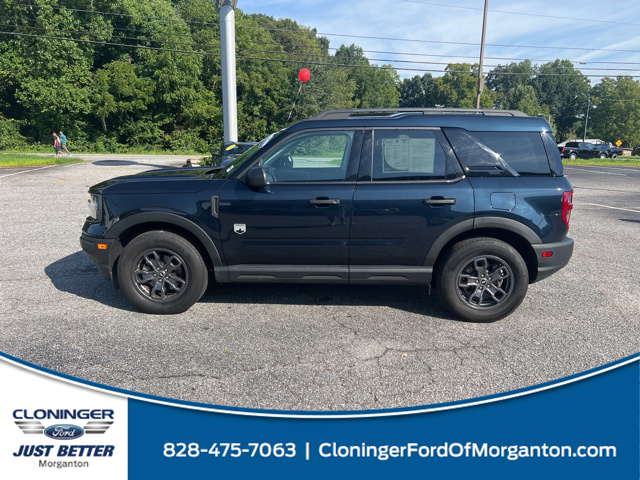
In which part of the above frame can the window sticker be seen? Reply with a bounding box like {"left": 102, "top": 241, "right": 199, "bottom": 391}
{"left": 383, "top": 138, "right": 409, "bottom": 171}
{"left": 408, "top": 137, "right": 435, "bottom": 173}
{"left": 382, "top": 136, "right": 435, "bottom": 173}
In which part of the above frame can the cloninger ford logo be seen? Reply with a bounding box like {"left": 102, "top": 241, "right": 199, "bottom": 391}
{"left": 13, "top": 409, "right": 114, "bottom": 440}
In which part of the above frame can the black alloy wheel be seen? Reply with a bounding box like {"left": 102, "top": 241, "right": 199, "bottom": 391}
{"left": 456, "top": 256, "right": 514, "bottom": 309}
{"left": 133, "top": 249, "right": 189, "bottom": 302}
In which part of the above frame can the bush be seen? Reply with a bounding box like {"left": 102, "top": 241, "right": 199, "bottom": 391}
{"left": 0, "top": 116, "right": 29, "bottom": 150}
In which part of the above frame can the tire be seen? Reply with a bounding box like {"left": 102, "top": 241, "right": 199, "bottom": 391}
{"left": 117, "top": 231, "right": 208, "bottom": 314}
{"left": 599, "top": 153, "right": 607, "bottom": 159}
{"left": 437, "top": 238, "right": 529, "bottom": 323}
{"left": 611, "top": 153, "right": 618, "bottom": 159}
{"left": 569, "top": 152, "right": 577, "bottom": 160}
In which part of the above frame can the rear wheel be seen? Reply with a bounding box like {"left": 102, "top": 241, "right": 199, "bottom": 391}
{"left": 569, "top": 152, "right": 577, "bottom": 160}
{"left": 437, "top": 238, "right": 528, "bottom": 322}
{"left": 117, "top": 231, "right": 208, "bottom": 314}
{"left": 611, "top": 153, "right": 618, "bottom": 159}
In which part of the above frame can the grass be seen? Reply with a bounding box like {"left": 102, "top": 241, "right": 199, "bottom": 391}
{"left": 563, "top": 157, "right": 640, "bottom": 167}
{"left": 0, "top": 153, "right": 84, "bottom": 167}
{"left": 2, "top": 146, "right": 210, "bottom": 155}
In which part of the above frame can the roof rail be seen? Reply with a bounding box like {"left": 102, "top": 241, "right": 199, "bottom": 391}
{"left": 310, "top": 108, "right": 528, "bottom": 120}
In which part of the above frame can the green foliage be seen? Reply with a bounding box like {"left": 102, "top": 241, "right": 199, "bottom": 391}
{"left": 0, "top": 0, "right": 636, "bottom": 153}
{"left": 0, "top": 115, "right": 29, "bottom": 149}
{"left": 399, "top": 74, "right": 436, "bottom": 107}
{"left": 590, "top": 76, "right": 640, "bottom": 152}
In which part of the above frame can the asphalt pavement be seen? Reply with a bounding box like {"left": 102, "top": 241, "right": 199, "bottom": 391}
{"left": 0, "top": 158, "right": 638, "bottom": 411}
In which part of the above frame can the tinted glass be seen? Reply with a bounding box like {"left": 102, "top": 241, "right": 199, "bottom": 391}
{"left": 372, "top": 129, "right": 448, "bottom": 181}
{"left": 261, "top": 131, "right": 354, "bottom": 182}
{"left": 445, "top": 129, "right": 551, "bottom": 176}
{"left": 566, "top": 142, "right": 579, "bottom": 148}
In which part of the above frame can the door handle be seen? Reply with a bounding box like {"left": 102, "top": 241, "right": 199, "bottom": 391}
{"left": 308, "top": 197, "right": 340, "bottom": 206}
{"left": 423, "top": 197, "right": 456, "bottom": 206}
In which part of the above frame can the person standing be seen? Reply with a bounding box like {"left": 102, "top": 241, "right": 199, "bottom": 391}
{"left": 53, "top": 133, "right": 61, "bottom": 158}
{"left": 59, "top": 130, "right": 71, "bottom": 156}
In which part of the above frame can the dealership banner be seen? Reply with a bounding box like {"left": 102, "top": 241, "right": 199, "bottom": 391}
{"left": 1, "top": 352, "right": 638, "bottom": 479}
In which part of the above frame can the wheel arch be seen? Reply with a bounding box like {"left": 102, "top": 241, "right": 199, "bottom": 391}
{"left": 106, "top": 214, "right": 223, "bottom": 287}
{"left": 425, "top": 219, "right": 540, "bottom": 285}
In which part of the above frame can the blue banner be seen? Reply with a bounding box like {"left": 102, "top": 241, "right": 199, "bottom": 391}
{"left": 128, "top": 355, "right": 639, "bottom": 478}
{"left": 1, "top": 352, "right": 638, "bottom": 479}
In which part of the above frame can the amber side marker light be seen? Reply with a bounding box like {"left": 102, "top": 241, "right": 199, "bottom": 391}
{"left": 97, "top": 244, "right": 108, "bottom": 250}
{"left": 541, "top": 251, "right": 553, "bottom": 258}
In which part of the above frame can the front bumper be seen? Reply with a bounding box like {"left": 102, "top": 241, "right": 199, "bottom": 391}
{"left": 532, "top": 237, "right": 574, "bottom": 282}
{"left": 80, "top": 234, "right": 115, "bottom": 280}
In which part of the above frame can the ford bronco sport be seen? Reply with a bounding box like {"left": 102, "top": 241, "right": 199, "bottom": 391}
{"left": 81, "top": 108, "right": 574, "bottom": 322}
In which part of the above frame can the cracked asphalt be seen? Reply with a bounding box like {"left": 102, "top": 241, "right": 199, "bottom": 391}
{"left": 0, "top": 158, "right": 638, "bottom": 411}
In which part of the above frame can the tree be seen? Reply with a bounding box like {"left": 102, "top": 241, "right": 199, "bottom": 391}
{"left": 435, "top": 64, "right": 494, "bottom": 108}
{"left": 91, "top": 60, "right": 154, "bottom": 133}
{"left": 334, "top": 44, "right": 399, "bottom": 108}
{"left": 398, "top": 74, "right": 436, "bottom": 107}
{"left": 590, "top": 76, "right": 640, "bottom": 153}
{"left": 532, "top": 60, "right": 589, "bottom": 139}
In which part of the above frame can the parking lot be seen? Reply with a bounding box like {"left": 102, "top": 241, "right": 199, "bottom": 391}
{"left": 0, "top": 158, "right": 638, "bottom": 411}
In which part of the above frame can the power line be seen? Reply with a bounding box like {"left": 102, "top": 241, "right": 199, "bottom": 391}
{"left": 11, "top": 3, "right": 217, "bottom": 28}
{"left": 0, "top": 14, "right": 219, "bottom": 40}
{"left": 0, "top": 23, "right": 221, "bottom": 49}
{"left": 3, "top": 24, "right": 639, "bottom": 74}
{"left": 10, "top": 3, "right": 640, "bottom": 54}
{"left": 9, "top": 14, "right": 637, "bottom": 65}
{"left": 241, "top": 48, "right": 640, "bottom": 72}
{"left": 403, "top": 0, "right": 640, "bottom": 26}
{"left": 2, "top": 30, "right": 639, "bottom": 79}
{"left": 236, "top": 24, "right": 640, "bottom": 54}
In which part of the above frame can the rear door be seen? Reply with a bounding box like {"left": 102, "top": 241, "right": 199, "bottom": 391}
{"left": 218, "top": 129, "right": 363, "bottom": 282}
{"left": 349, "top": 128, "right": 474, "bottom": 284}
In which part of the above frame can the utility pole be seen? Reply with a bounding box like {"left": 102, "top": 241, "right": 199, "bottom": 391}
{"left": 216, "top": 0, "right": 238, "bottom": 144}
{"left": 583, "top": 92, "right": 591, "bottom": 141}
{"left": 476, "top": 0, "right": 488, "bottom": 109}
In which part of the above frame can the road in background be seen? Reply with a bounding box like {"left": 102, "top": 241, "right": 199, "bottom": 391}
{"left": 0, "top": 160, "right": 638, "bottom": 411}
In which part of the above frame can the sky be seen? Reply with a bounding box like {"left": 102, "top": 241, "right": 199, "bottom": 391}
{"left": 236, "top": 0, "right": 640, "bottom": 83}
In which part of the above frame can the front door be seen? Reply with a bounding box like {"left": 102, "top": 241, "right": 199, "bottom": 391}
{"left": 218, "top": 129, "right": 362, "bottom": 282}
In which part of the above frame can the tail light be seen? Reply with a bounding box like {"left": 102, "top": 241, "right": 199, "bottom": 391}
{"left": 561, "top": 147, "right": 565, "bottom": 153}
{"left": 562, "top": 190, "right": 574, "bottom": 228}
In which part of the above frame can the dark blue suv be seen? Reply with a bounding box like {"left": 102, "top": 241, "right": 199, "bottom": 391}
{"left": 80, "top": 108, "right": 574, "bottom": 322}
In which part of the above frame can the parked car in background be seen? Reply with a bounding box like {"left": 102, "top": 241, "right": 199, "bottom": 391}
{"left": 558, "top": 142, "right": 623, "bottom": 160}
{"left": 211, "top": 141, "right": 258, "bottom": 167}
{"left": 558, "top": 141, "right": 585, "bottom": 160}
{"left": 593, "top": 143, "right": 623, "bottom": 159}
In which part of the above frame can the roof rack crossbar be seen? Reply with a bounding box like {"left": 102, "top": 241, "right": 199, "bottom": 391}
{"left": 310, "top": 108, "right": 528, "bottom": 120}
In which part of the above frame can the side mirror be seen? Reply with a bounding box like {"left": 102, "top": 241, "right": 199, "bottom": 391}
{"left": 246, "top": 166, "right": 268, "bottom": 188}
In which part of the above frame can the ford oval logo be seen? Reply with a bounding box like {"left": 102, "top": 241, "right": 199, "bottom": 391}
{"left": 43, "top": 424, "right": 84, "bottom": 440}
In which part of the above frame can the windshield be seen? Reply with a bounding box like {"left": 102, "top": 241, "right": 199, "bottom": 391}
{"left": 214, "top": 132, "right": 277, "bottom": 179}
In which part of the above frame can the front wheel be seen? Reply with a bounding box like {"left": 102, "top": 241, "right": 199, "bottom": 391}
{"left": 437, "top": 238, "right": 529, "bottom": 322}
{"left": 117, "top": 231, "right": 208, "bottom": 314}
{"left": 599, "top": 153, "right": 607, "bottom": 159}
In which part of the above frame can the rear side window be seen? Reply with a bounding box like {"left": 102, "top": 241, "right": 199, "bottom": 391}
{"left": 372, "top": 129, "right": 450, "bottom": 181}
{"left": 566, "top": 142, "right": 579, "bottom": 148}
{"left": 444, "top": 129, "right": 551, "bottom": 176}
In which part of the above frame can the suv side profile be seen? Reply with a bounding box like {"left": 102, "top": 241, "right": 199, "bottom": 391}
{"left": 81, "top": 108, "right": 574, "bottom": 322}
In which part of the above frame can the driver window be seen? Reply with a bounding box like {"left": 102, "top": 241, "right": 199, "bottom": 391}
{"left": 261, "top": 131, "right": 354, "bottom": 182}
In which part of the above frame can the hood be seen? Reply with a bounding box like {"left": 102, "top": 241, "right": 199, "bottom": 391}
{"left": 89, "top": 166, "right": 224, "bottom": 195}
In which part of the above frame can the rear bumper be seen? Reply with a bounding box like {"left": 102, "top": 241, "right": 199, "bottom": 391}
{"left": 80, "top": 234, "right": 114, "bottom": 280}
{"left": 532, "top": 237, "right": 574, "bottom": 282}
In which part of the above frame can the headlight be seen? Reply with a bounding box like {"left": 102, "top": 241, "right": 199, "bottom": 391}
{"left": 88, "top": 194, "right": 100, "bottom": 220}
